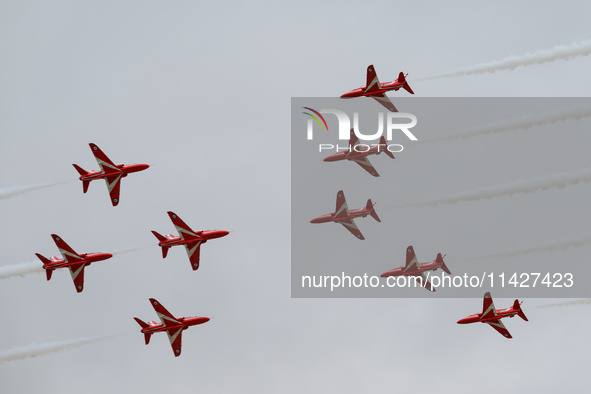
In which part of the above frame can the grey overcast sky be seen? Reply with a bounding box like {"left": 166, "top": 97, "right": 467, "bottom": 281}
{"left": 1, "top": 1, "right": 591, "bottom": 393}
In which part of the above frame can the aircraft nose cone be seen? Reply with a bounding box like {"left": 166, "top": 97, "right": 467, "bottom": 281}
{"left": 457, "top": 318, "right": 469, "bottom": 324}
{"left": 139, "top": 164, "right": 150, "bottom": 170}
{"left": 220, "top": 231, "right": 229, "bottom": 237}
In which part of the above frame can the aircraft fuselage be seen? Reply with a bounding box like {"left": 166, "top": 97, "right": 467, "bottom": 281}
{"left": 310, "top": 208, "right": 372, "bottom": 224}
{"left": 140, "top": 316, "right": 210, "bottom": 334}
{"left": 42, "top": 252, "right": 113, "bottom": 270}
{"left": 79, "top": 163, "right": 149, "bottom": 181}
{"left": 457, "top": 308, "right": 520, "bottom": 324}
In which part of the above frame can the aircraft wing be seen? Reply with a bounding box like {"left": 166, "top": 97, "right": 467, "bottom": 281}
{"left": 364, "top": 65, "right": 382, "bottom": 94}
{"left": 89, "top": 143, "right": 120, "bottom": 174}
{"left": 370, "top": 93, "right": 398, "bottom": 112}
{"left": 338, "top": 218, "right": 365, "bottom": 240}
{"left": 149, "top": 298, "right": 182, "bottom": 327}
{"left": 486, "top": 319, "right": 512, "bottom": 338}
{"left": 68, "top": 262, "right": 86, "bottom": 293}
{"left": 333, "top": 190, "right": 350, "bottom": 219}
{"left": 166, "top": 327, "right": 184, "bottom": 357}
{"left": 51, "top": 234, "right": 84, "bottom": 264}
{"left": 481, "top": 292, "right": 497, "bottom": 319}
{"left": 104, "top": 174, "right": 122, "bottom": 206}
{"left": 168, "top": 211, "right": 200, "bottom": 241}
{"left": 184, "top": 241, "right": 203, "bottom": 270}
{"left": 349, "top": 156, "right": 379, "bottom": 177}
{"left": 347, "top": 128, "right": 359, "bottom": 149}
{"left": 411, "top": 271, "right": 435, "bottom": 292}
{"left": 403, "top": 246, "right": 420, "bottom": 273}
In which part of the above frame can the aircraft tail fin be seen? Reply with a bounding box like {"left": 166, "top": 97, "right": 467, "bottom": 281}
{"left": 379, "top": 136, "right": 395, "bottom": 159}
{"left": 35, "top": 253, "right": 54, "bottom": 280}
{"left": 513, "top": 300, "right": 528, "bottom": 321}
{"left": 73, "top": 164, "right": 91, "bottom": 193}
{"left": 151, "top": 230, "right": 166, "bottom": 242}
{"left": 398, "top": 72, "right": 414, "bottom": 95}
{"left": 144, "top": 333, "right": 152, "bottom": 345}
{"left": 73, "top": 164, "right": 88, "bottom": 176}
{"left": 437, "top": 253, "right": 451, "bottom": 275}
{"left": 134, "top": 317, "right": 149, "bottom": 328}
{"left": 35, "top": 253, "right": 51, "bottom": 265}
{"left": 366, "top": 199, "right": 381, "bottom": 222}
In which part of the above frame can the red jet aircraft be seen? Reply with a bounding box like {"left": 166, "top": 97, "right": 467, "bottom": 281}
{"left": 310, "top": 190, "right": 380, "bottom": 240}
{"left": 340, "top": 64, "right": 414, "bottom": 112}
{"left": 151, "top": 211, "right": 229, "bottom": 270}
{"left": 134, "top": 298, "right": 210, "bottom": 357}
{"left": 35, "top": 234, "right": 113, "bottom": 293}
{"left": 380, "top": 245, "right": 451, "bottom": 292}
{"left": 324, "top": 129, "right": 395, "bottom": 177}
{"left": 457, "top": 292, "right": 528, "bottom": 339}
{"left": 73, "top": 143, "right": 149, "bottom": 206}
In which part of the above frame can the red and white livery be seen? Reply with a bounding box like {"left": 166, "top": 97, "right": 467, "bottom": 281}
{"left": 35, "top": 234, "right": 113, "bottom": 293}
{"left": 380, "top": 245, "right": 451, "bottom": 292}
{"left": 340, "top": 64, "right": 414, "bottom": 112}
{"left": 324, "top": 129, "right": 395, "bottom": 177}
{"left": 310, "top": 190, "right": 380, "bottom": 240}
{"left": 73, "top": 143, "right": 149, "bottom": 206}
{"left": 457, "top": 292, "right": 528, "bottom": 338}
{"left": 134, "top": 298, "right": 210, "bottom": 357}
{"left": 151, "top": 211, "right": 229, "bottom": 271}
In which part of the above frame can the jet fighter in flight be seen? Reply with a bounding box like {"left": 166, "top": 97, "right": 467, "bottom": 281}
{"left": 151, "top": 211, "right": 229, "bottom": 270}
{"left": 35, "top": 234, "right": 113, "bottom": 293}
{"left": 310, "top": 190, "right": 380, "bottom": 240}
{"left": 134, "top": 298, "right": 210, "bottom": 357}
{"left": 323, "top": 129, "right": 395, "bottom": 177}
{"left": 380, "top": 245, "right": 451, "bottom": 292}
{"left": 73, "top": 143, "right": 149, "bottom": 206}
{"left": 457, "top": 292, "right": 528, "bottom": 338}
{"left": 340, "top": 64, "right": 414, "bottom": 112}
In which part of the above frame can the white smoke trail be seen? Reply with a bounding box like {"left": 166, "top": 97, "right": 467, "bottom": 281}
{"left": 426, "top": 105, "right": 591, "bottom": 143}
{"left": 0, "top": 335, "right": 116, "bottom": 364}
{"left": 532, "top": 299, "right": 591, "bottom": 309}
{"left": 421, "top": 38, "right": 591, "bottom": 80}
{"left": 0, "top": 261, "right": 43, "bottom": 280}
{"left": 466, "top": 235, "right": 591, "bottom": 262}
{"left": 394, "top": 168, "right": 591, "bottom": 208}
{"left": 0, "top": 181, "right": 69, "bottom": 201}
{"left": 112, "top": 244, "right": 153, "bottom": 256}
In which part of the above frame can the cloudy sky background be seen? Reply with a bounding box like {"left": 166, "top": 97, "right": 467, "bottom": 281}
{"left": 2, "top": 1, "right": 591, "bottom": 392}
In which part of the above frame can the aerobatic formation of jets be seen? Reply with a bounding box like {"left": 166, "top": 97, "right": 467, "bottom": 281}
{"left": 307, "top": 65, "right": 529, "bottom": 338}
{"left": 28, "top": 142, "right": 228, "bottom": 356}
{"left": 12, "top": 62, "right": 530, "bottom": 366}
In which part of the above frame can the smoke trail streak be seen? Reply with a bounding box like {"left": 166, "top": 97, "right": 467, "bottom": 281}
{"left": 0, "top": 335, "right": 117, "bottom": 364}
{"left": 392, "top": 168, "right": 591, "bottom": 209}
{"left": 112, "top": 244, "right": 153, "bottom": 256}
{"left": 0, "top": 181, "right": 69, "bottom": 200}
{"left": 532, "top": 299, "right": 591, "bottom": 309}
{"left": 421, "top": 38, "right": 591, "bottom": 80}
{"left": 426, "top": 105, "right": 591, "bottom": 143}
{"left": 462, "top": 235, "right": 591, "bottom": 263}
{"left": 0, "top": 261, "right": 43, "bottom": 280}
